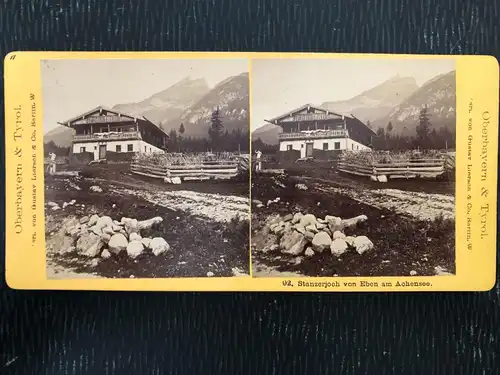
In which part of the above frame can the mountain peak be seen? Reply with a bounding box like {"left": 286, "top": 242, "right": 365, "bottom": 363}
{"left": 109, "top": 77, "right": 211, "bottom": 127}
{"left": 374, "top": 70, "right": 456, "bottom": 134}
{"left": 321, "top": 75, "right": 419, "bottom": 122}
{"left": 176, "top": 72, "right": 249, "bottom": 137}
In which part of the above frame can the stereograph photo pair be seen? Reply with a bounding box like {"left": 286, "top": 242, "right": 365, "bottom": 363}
{"left": 4, "top": 52, "right": 498, "bottom": 292}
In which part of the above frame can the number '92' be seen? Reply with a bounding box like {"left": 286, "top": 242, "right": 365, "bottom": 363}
{"left": 282, "top": 280, "right": 293, "bottom": 287}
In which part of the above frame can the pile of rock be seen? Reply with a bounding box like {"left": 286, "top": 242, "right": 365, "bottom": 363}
{"left": 259, "top": 212, "right": 374, "bottom": 257}
{"left": 62, "top": 214, "right": 170, "bottom": 260}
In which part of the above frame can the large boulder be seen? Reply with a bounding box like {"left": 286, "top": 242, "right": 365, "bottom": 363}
{"left": 122, "top": 218, "right": 139, "bottom": 236}
{"left": 150, "top": 237, "right": 171, "bottom": 256}
{"left": 101, "top": 249, "right": 111, "bottom": 259}
{"left": 76, "top": 232, "right": 104, "bottom": 257}
{"left": 108, "top": 233, "right": 128, "bottom": 254}
{"left": 353, "top": 236, "right": 374, "bottom": 254}
{"left": 342, "top": 215, "right": 368, "bottom": 228}
{"left": 102, "top": 226, "right": 115, "bottom": 236}
{"left": 311, "top": 232, "right": 332, "bottom": 253}
{"left": 299, "top": 214, "right": 317, "bottom": 227}
{"left": 138, "top": 217, "right": 163, "bottom": 231}
{"left": 96, "top": 216, "right": 113, "bottom": 229}
{"left": 127, "top": 240, "right": 145, "bottom": 259}
{"left": 280, "top": 230, "right": 307, "bottom": 255}
{"left": 330, "top": 238, "right": 348, "bottom": 256}
{"left": 325, "top": 215, "right": 343, "bottom": 232}
{"left": 291, "top": 212, "right": 304, "bottom": 224}
{"left": 88, "top": 214, "right": 100, "bottom": 227}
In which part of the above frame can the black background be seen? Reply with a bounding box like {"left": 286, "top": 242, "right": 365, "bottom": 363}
{"left": 1, "top": 0, "right": 499, "bottom": 374}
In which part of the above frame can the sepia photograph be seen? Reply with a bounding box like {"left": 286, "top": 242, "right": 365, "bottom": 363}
{"left": 251, "top": 58, "right": 456, "bottom": 277}
{"left": 42, "top": 58, "right": 250, "bottom": 279}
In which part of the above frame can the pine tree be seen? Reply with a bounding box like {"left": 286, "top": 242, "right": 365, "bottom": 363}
{"left": 387, "top": 121, "right": 393, "bottom": 133}
{"left": 209, "top": 106, "right": 224, "bottom": 151}
{"left": 179, "top": 123, "right": 185, "bottom": 136}
{"left": 416, "top": 105, "right": 431, "bottom": 148}
{"left": 375, "top": 127, "right": 386, "bottom": 149}
{"left": 169, "top": 129, "right": 178, "bottom": 152}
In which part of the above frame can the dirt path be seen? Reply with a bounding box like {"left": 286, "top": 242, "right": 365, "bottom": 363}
{"left": 314, "top": 183, "right": 455, "bottom": 221}
{"left": 110, "top": 187, "right": 250, "bottom": 223}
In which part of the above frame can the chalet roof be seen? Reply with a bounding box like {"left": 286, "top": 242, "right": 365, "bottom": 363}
{"left": 265, "top": 104, "right": 345, "bottom": 124}
{"left": 265, "top": 103, "right": 375, "bottom": 134}
{"left": 57, "top": 105, "right": 169, "bottom": 137}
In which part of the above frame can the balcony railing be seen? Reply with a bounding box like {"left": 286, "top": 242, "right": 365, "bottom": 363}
{"left": 73, "top": 131, "right": 141, "bottom": 142}
{"left": 278, "top": 129, "right": 348, "bottom": 140}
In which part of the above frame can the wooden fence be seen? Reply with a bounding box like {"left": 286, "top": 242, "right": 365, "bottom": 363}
{"left": 130, "top": 154, "right": 246, "bottom": 181}
{"left": 337, "top": 155, "right": 453, "bottom": 179}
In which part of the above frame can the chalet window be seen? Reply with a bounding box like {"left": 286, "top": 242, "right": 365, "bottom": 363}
{"left": 352, "top": 144, "right": 354, "bottom": 150}
{"left": 144, "top": 146, "right": 147, "bottom": 152}
{"left": 127, "top": 144, "right": 133, "bottom": 152}
{"left": 116, "top": 145, "right": 122, "bottom": 152}
{"left": 287, "top": 145, "right": 293, "bottom": 151}
{"left": 80, "top": 147, "right": 86, "bottom": 153}
{"left": 323, "top": 143, "right": 328, "bottom": 150}
{"left": 334, "top": 142, "right": 340, "bottom": 150}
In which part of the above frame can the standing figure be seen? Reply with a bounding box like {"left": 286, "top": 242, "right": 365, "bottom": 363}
{"left": 49, "top": 152, "right": 57, "bottom": 174}
{"left": 255, "top": 150, "right": 262, "bottom": 172}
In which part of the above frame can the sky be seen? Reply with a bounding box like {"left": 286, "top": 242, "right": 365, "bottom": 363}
{"left": 251, "top": 58, "right": 455, "bottom": 130}
{"left": 41, "top": 59, "right": 248, "bottom": 133}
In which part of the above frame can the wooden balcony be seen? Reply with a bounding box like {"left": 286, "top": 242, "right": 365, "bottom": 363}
{"left": 73, "top": 131, "right": 141, "bottom": 142}
{"left": 278, "top": 129, "right": 348, "bottom": 140}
